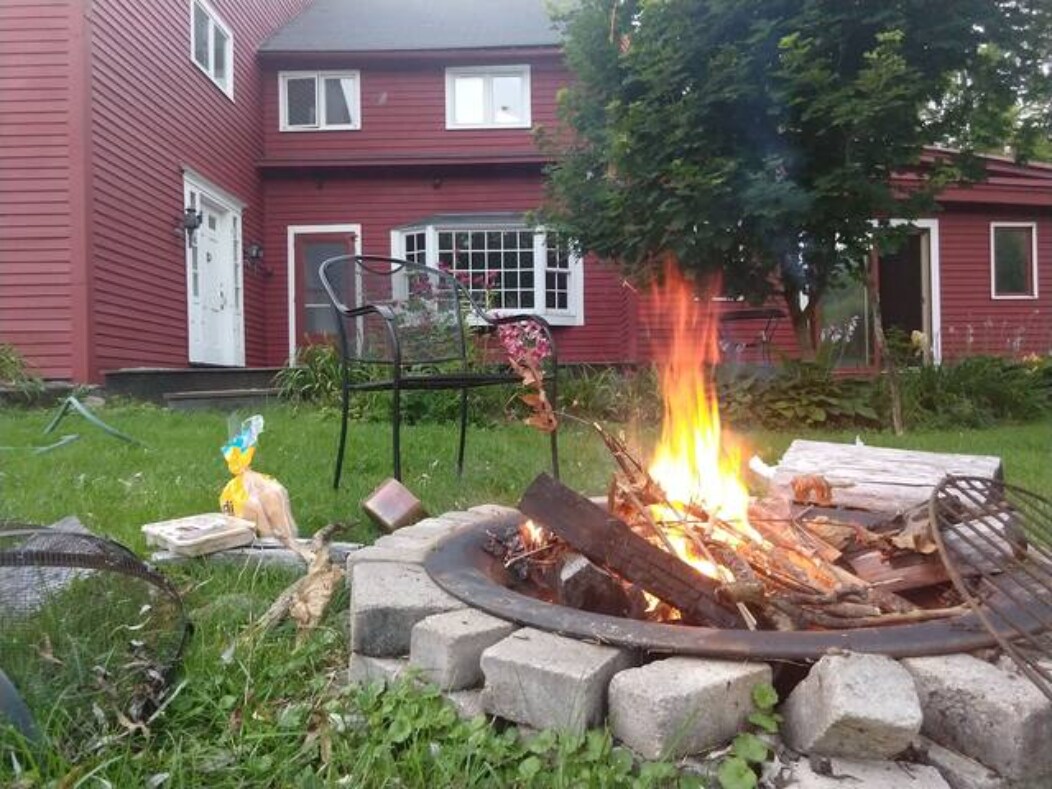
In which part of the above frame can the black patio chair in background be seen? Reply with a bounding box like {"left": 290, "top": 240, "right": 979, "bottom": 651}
{"left": 318, "top": 254, "right": 560, "bottom": 487}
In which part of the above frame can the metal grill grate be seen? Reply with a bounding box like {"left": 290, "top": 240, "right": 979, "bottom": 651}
{"left": 931, "top": 476, "right": 1052, "bottom": 701}
{"left": 0, "top": 524, "right": 189, "bottom": 753}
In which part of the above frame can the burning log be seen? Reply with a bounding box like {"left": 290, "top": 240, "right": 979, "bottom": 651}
{"left": 518, "top": 474, "right": 743, "bottom": 628}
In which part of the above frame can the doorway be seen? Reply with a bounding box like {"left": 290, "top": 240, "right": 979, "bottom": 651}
{"left": 184, "top": 173, "right": 245, "bottom": 366}
{"left": 286, "top": 224, "right": 361, "bottom": 362}
{"left": 877, "top": 221, "right": 939, "bottom": 364}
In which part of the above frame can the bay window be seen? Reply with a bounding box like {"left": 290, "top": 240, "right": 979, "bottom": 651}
{"left": 391, "top": 216, "right": 582, "bottom": 325}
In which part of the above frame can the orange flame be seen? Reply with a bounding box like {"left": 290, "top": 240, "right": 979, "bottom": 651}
{"left": 519, "top": 519, "right": 549, "bottom": 550}
{"left": 646, "top": 266, "right": 766, "bottom": 549}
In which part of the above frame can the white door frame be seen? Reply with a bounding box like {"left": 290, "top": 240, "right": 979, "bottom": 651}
{"left": 884, "top": 218, "right": 941, "bottom": 363}
{"left": 286, "top": 223, "right": 362, "bottom": 363}
{"left": 184, "top": 169, "right": 245, "bottom": 365}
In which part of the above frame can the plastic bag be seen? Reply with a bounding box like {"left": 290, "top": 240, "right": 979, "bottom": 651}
{"left": 220, "top": 415, "right": 298, "bottom": 542}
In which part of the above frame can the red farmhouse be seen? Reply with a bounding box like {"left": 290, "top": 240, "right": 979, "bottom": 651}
{"left": 1, "top": 0, "right": 1051, "bottom": 383}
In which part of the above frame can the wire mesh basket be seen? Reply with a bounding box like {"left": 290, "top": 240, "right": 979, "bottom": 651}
{"left": 0, "top": 523, "right": 189, "bottom": 753}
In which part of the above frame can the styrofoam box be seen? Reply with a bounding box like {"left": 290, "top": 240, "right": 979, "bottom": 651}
{"left": 142, "top": 513, "right": 256, "bottom": 557}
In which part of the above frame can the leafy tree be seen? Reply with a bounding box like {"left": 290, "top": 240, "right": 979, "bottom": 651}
{"left": 543, "top": 0, "right": 1052, "bottom": 353}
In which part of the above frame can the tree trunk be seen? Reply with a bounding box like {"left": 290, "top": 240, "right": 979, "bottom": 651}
{"left": 783, "top": 287, "right": 817, "bottom": 360}
{"left": 866, "top": 249, "right": 904, "bottom": 435}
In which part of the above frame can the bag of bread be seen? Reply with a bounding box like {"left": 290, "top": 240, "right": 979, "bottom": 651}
{"left": 219, "top": 415, "right": 298, "bottom": 543}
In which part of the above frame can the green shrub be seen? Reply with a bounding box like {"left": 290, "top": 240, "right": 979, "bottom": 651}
{"left": 899, "top": 355, "right": 1050, "bottom": 428}
{"left": 0, "top": 342, "right": 44, "bottom": 399}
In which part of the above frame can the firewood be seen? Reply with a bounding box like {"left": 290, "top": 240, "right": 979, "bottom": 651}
{"left": 847, "top": 549, "right": 951, "bottom": 593}
{"left": 518, "top": 473, "right": 742, "bottom": 628}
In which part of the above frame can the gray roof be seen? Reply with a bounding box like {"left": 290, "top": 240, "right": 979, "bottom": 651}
{"left": 260, "top": 0, "right": 562, "bottom": 53}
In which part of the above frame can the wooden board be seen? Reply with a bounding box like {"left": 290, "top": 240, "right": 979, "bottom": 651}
{"left": 771, "top": 440, "right": 1003, "bottom": 513}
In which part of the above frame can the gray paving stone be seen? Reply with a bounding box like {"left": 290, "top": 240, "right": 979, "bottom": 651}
{"left": 467, "top": 504, "right": 520, "bottom": 519}
{"left": 916, "top": 736, "right": 1008, "bottom": 789}
{"left": 480, "top": 628, "right": 633, "bottom": 733}
{"left": 444, "top": 689, "right": 486, "bottom": 721}
{"left": 608, "top": 657, "right": 772, "bottom": 759}
{"left": 410, "top": 609, "right": 518, "bottom": 690}
{"left": 903, "top": 655, "right": 1052, "bottom": 781}
{"left": 349, "top": 561, "right": 465, "bottom": 656}
{"left": 345, "top": 541, "right": 432, "bottom": 568}
{"left": 783, "top": 652, "right": 922, "bottom": 759}
{"left": 347, "top": 653, "right": 409, "bottom": 687}
{"left": 788, "top": 756, "right": 951, "bottom": 788}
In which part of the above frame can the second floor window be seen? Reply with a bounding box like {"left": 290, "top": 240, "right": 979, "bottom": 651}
{"left": 279, "top": 71, "right": 361, "bottom": 131}
{"left": 191, "top": 0, "right": 233, "bottom": 98}
{"left": 445, "top": 66, "right": 531, "bottom": 129}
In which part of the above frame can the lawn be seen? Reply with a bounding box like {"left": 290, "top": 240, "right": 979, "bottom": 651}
{"left": 1, "top": 402, "right": 1050, "bottom": 786}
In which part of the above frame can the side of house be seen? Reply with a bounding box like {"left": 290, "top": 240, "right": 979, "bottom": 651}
{"left": 0, "top": 0, "right": 312, "bottom": 382}
{"left": 0, "top": 0, "right": 91, "bottom": 380}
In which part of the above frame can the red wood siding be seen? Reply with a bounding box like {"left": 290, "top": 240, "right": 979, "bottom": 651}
{"left": 86, "top": 0, "right": 310, "bottom": 379}
{"left": 936, "top": 206, "right": 1052, "bottom": 359}
{"left": 0, "top": 0, "right": 81, "bottom": 379}
{"left": 260, "top": 53, "right": 567, "bottom": 166}
{"left": 261, "top": 169, "right": 631, "bottom": 365}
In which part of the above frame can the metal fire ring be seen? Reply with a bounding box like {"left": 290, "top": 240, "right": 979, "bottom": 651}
{"left": 424, "top": 511, "right": 1047, "bottom": 661}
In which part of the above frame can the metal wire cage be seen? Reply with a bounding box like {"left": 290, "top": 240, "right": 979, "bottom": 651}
{"left": 0, "top": 524, "right": 189, "bottom": 753}
{"left": 931, "top": 476, "right": 1052, "bottom": 700}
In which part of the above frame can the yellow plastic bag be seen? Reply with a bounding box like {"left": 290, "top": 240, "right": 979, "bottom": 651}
{"left": 220, "top": 416, "right": 298, "bottom": 542}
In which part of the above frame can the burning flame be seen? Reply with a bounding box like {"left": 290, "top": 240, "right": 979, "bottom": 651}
{"left": 646, "top": 267, "right": 768, "bottom": 564}
{"left": 520, "top": 519, "right": 549, "bottom": 550}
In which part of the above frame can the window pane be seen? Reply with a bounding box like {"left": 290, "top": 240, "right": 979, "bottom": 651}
{"left": 286, "top": 78, "right": 317, "bottom": 126}
{"left": 212, "top": 27, "right": 228, "bottom": 84}
{"left": 492, "top": 75, "right": 525, "bottom": 124}
{"left": 193, "top": 3, "right": 210, "bottom": 69}
{"left": 324, "top": 77, "right": 354, "bottom": 126}
{"left": 453, "top": 76, "right": 485, "bottom": 125}
{"left": 994, "top": 227, "right": 1033, "bottom": 296}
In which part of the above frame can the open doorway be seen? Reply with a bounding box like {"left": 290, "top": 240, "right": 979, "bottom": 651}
{"left": 877, "top": 221, "right": 939, "bottom": 364}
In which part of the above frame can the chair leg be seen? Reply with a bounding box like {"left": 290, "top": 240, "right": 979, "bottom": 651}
{"left": 391, "top": 384, "right": 402, "bottom": 482}
{"left": 456, "top": 388, "right": 468, "bottom": 477}
{"left": 333, "top": 385, "right": 350, "bottom": 490}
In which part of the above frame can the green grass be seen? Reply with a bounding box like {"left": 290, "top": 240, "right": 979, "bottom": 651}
{"left": 0, "top": 402, "right": 1050, "bottom": 786}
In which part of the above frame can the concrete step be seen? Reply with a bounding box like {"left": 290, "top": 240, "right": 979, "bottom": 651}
{"left": 104, "top": 367, "right": 282, "bottom": 403}
{"left": 164, "top": 387, "right": 281, "bottom": 411}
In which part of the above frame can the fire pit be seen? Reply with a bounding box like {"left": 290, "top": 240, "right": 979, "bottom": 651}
{"left": 423, "top": 500, "right": 1047, "bottom": 661}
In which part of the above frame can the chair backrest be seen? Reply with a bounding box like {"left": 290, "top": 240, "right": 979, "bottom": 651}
{"left": 319, "top": 254, "right": 488, "bottom": 366}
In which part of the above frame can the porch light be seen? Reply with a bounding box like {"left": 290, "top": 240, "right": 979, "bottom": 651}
{"left": 182, "top": 207, "right": 203, "bottom": 247}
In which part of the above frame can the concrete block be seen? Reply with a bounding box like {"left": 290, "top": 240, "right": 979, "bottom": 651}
{"left": 903, "top": 655, "right": 1052, "bottom": 781}
{"left": 608, "top": 657, "right": 772, "bottom": 759}
{"left": 347, "top": 653, "right": 409, "bottom": 687}
{"left": 410, "top": 609, "right": 518, "bottom": 690}
{"left": 345, "top": 541, "right": 432, "bottom": 568}
{"left": 349, "top": 562, "right": 465, "bottom": 656}
{"left": 444, "top": 689, "right": 486, "bottom": 721}
{"left": 916, "top": 736, "right": 1007, "bottom": 789}
{"left": 467, "top": 504, "right": 520, "bottom": 519}
{"left": 783, "top": 652, "right": 922, "bottom": 759}
{"left": 480, "top": 628, "right": 633, "bottom": 732}
{"left": 788, "top": 756, "right": 951, "bottom": 788}
{"left": 393, "top": 516, "right": 462, "bottom": 540}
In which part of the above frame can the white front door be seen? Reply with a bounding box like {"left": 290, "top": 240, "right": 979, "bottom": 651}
{"left": 186, "top": 175, "right": 245, "bottom": 365}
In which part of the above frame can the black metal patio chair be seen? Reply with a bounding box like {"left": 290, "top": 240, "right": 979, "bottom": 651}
{"left": 319, "top": 254, "right": 560, "bottom": 487}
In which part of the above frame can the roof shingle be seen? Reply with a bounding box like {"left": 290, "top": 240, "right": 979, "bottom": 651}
{"left": 260, "top": 0, "right": 562, "bottom": 53}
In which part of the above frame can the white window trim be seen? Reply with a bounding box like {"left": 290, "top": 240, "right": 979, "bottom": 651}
{"left": 189, "top": 0, "right": 234, "bottom": 100}
{"left": 279, "top": 71, "right": 362, "bottom": 132}
{"left": 990, "top": 221, "right": 1039, "bottom": 300}
{"left": 286, "top": 224, "right": 363, "bottom": 364}
{"left": 445, "top": 65, "right": 531, "bottom": 130}
{"left": 390, "top": 221, "right": 583, "bottom": 326}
